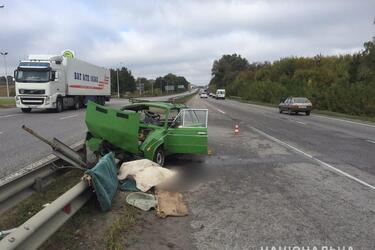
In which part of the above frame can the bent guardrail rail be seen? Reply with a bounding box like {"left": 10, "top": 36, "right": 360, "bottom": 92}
{"left": 0, "top": 140, "right": 84, "bottom": 210}
{"left": 0, "top": 180, "right": 92, "bottom": 250}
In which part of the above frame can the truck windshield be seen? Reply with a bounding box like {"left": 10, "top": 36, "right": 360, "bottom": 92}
{"left": 16, "top": 70, "right": 50, "bottom": 83}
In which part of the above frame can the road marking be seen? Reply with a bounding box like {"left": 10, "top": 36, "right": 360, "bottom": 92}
{"left": 0, "top": 114, "right": 23, "bottom": 119}
{"left": 216, "top": 108, "right": 226, "bottom": 114}
{"left": 251, "top": 126, "right": 375, "bottom": 191}
{"left": 0, "top": 131, "right": 3, "bottom": 135}
{"left": 295, "top": 121, "right": 306, "bottom": 125}
{"left": 314, "top": 115, "right": 375, "bottom": 129}
{"left": 203, "top": 101, "right": 226, "bottom": 114}
{"left": 59, "top": 114, "right": 78, "bottom": 120}
{"left": 366, "top": 139, "right": 375, "bottom": 144}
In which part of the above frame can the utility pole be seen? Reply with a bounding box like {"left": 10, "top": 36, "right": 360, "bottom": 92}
{"left": 116, "top": 68, "right": 120, "bottom": 99}
{"left": 1, "top": 52, "right": 9, "bottom": 97}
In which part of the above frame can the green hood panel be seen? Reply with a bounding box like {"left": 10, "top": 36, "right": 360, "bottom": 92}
{"left": 85, "top": 101, "right": 140, "bottom": 154}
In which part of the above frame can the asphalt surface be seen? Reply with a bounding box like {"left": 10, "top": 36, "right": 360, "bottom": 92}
{"left": 128, "top": 95, "right": 375, "bottom": 250}
{"left": 0, "top": 91, "right": 194, "bottom": 179}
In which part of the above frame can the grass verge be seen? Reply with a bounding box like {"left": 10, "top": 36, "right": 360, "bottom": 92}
{"left": 0, "top": 98, "right": 15, "bottom": 108}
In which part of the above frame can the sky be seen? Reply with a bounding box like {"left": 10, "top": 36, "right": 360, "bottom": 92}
{"left": 0, "top": 0, "right": 374, "bottom": 85}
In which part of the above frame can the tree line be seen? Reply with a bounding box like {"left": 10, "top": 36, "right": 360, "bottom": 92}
{"left": 110, "top": 68, "right": 190, "bottom": 96}
{"left": 209, "top": 40, "right": 375, "bottom": 116}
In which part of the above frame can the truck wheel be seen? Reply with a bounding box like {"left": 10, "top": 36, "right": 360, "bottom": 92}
{"left": 74, "top": 98, "right": 80, "bottom": 110}
{"left": 21, "top": 108, "right": 32, "bottom": 113}
{"left": 154, "top": 147, "right": 165, "bottom": 166}
{"left": 55, "top": 97, "right": 63, "bottom": 113}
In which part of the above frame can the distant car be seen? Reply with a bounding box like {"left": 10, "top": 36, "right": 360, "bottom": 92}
{"left": 200, "top": 93, "right": 208, "bottom": 98}
{"left": 211, "top": 94, "right": 216, "bottom": 98}
{"left": 279, "top": 97, "right": 312, "bottom": 115}
{"left": 216, "top": 89, "right": 226, "bottom": 99}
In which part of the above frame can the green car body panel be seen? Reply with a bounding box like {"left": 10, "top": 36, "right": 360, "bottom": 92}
{"left": 85, "top": 101, "right": 208, "bottom": 162}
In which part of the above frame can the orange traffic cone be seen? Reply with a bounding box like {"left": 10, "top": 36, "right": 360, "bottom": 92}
{"left": 234, "top": 124, "right": 240, "bottom": 135}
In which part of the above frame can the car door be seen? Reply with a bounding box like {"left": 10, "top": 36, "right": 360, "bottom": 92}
{"left": 280, "top": 98, "right": 288, "bottom": 111}
{"left": 164, "top": 109, "right": 208, "bottom": 154}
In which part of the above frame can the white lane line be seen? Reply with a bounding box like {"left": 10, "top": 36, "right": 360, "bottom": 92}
{"left": 295, "top": 121, "right": 306, "bottom": 125}
{"left": 216, "top": 108, "right": 226, "bottom": 114}
{"left": 203, "top": 101, "right": 226, "bottom": 114}
{"left": 314, "top": 115, "right": 375, "bottom": 129}
{"left": 366, "top": 139, "right": 375, "bottom": 144}
{"left": 59, "top": 114, "right": 78, "bottom": 120}
{"left": 251, "top": 126, "right": 375, "bottom": 191}
{"left": 0, "top": 114, "right": 23, "bottom": 119}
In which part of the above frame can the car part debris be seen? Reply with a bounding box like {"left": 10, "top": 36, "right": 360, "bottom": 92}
{"left": 84, "top": 152, "right": 118, "bottom": 212}
{"left": 155, "top": 189, "right": 188, "bottom": 218}
{"left": 118, "top": 159, "right": 177, "bottom": 192}
{"left": 22, "top": 125, "right": 87, "bottom": 169}
{"left": 126, "top": 192, "right": 157, "bottom": 211}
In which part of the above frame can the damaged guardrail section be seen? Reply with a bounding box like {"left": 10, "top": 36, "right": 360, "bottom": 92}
{"left": 0, "top": 181, "right": 92, "bottom": 250}
{"left": 0, "top": 140, "right": 84, "bottom": 208}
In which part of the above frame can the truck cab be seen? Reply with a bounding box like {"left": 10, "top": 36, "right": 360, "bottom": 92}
{"left": 14, "top": 56, "right": 65, "bottom": 112}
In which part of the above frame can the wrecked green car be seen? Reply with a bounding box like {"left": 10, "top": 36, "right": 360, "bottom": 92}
{"left": 85, "top": 101, "right": 208, "bottom": 166}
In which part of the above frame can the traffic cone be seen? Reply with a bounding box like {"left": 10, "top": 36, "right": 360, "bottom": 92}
{"left": 234, "top": 124, "right": 240, "bottom": 135}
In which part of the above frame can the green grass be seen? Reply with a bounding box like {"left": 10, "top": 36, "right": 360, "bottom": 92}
{"left": 228, "top": 96, "right": 375, "bottom": 124}
{"left": 0, "top": 98, "right": 15, "bottom": 108}
{"left": 0, "top": 170, "right": 83, "bottom": 230}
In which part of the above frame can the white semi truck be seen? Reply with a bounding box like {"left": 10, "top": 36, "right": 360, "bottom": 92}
{"left": 14, "top": 53, "right": 111, "bottom": 113}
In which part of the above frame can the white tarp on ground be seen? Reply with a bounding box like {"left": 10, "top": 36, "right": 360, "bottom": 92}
{"left": 117, "top": 159, "right": 177, "bottom": 192}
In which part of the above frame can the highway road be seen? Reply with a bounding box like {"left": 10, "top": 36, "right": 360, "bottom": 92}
{"left": 0, "top": 91, "right": 194, "bottom": 179}
{"left": 128, "top": 95, "right": 375, "bottom": 250}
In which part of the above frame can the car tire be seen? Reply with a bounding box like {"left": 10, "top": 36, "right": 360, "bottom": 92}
{"left": 154, "top": 147, "right": 165, "bottom": 166}
{"left": 288, "top": 109, "right": 292, "bottom": 115}
{"left": 306, "top": 111, "right": 311, "bottom": 116}
{"left": 21, "top": 108, "right": 32, "bottom": 113}
{"left": 55, "top": 97, "right": 63, "bottom": 113}
{"left": 279, "top": 109, "right": 282, "bottom": 113}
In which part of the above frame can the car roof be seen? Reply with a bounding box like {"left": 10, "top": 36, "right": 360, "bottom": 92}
{"left": 121, "top": 101, "right": 188, "bottom": 111}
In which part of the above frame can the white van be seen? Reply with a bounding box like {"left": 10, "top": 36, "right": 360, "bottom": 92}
{"left": 216, "top": 89, "right": 226, "bottom": 99}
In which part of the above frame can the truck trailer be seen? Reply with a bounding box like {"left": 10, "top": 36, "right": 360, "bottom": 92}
{"left": 14, "top": 53, "right": 111, "bottom": 113}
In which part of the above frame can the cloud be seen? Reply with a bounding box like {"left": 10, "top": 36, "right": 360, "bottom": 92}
{"left": 0, "top": 0, "right": 374, "bottom": 84}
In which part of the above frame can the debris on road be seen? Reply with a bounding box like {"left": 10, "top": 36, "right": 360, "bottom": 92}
{"left": 126, "top": 192, "right": 157, "bottom": 211}
{"left": 84, "top": 152, "right": 118, "bottom": 212}
{"left": 120, "top": 179, "right": 140, "bottom": 192}
{"left": 155, "top": 189, "right": 188, "bottom": 218}
{"left": 118, "top": 159, "right": 177, "bottom": 192}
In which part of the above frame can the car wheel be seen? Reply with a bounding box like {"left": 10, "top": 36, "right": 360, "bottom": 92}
{"left": 306, "top": 111, "right": 311, "bottom": 116}
{"left": 21, "top": 108, "right": 32, "bottom": 113}
{"left": 279, "top": 108, "right": 282, "bottom": 113}
{"left": 55, "top": 97, "right": 63, "bottom": 113}
{"left": 154, "top": 147, "right": 165, "bottom": 166}
{"left": 288, "top": 109, "right": 292, "bottom": 115}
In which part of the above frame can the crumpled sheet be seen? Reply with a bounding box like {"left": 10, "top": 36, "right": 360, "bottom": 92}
{"left": 156, "top": 189, "right": 189, "bottom": 218}
{"left": 85, "top": 152, "right": 118, "bottom": 212}
{"left": 117, "top": 159, "right": 176, "bottom": 192}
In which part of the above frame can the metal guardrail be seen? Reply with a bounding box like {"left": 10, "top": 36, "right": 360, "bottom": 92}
{"left": 0, "top": 180, "right": 92, "bottom": 250}
{"left": 0, "top": 140, "right": 84, "bottom": 209}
